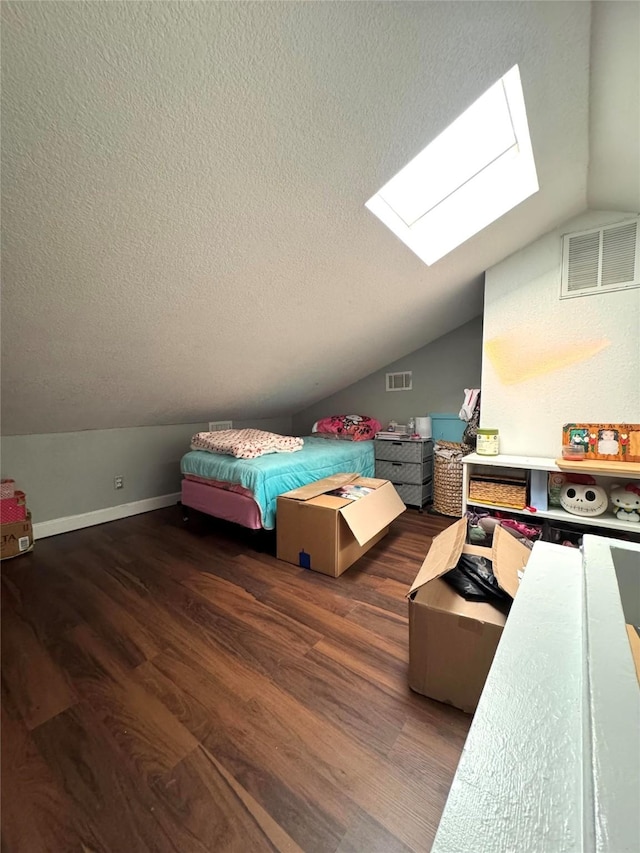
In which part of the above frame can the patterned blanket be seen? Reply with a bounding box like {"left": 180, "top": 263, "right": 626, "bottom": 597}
{"left": 190, "top": 429, "right": 304, "bottom": 459}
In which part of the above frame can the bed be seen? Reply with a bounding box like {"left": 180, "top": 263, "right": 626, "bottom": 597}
{"left": 180, "top": 435, "right": 375, "bottom": 530}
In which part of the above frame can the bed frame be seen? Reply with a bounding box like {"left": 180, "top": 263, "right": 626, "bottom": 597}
{"left": 180, "top": 478, "right": 263, "bottom": 529}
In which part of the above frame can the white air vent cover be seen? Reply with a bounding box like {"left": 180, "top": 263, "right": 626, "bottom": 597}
{"left": 561, "top": 218, "right": 640, "bottom": 299}
{"left": 386, "top": 371, "right": 412, "bottom": 391}
{"left": 208, "top": 420, "right": 233, "bottom": 431}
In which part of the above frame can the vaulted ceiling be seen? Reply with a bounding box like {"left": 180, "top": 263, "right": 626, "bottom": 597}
{"left": 2, "top": 1, "right": 637, "bottom": 434}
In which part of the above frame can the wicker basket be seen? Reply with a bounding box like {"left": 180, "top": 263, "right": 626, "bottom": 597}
{"left": 468, "top": 476, "right": 527, "bottom": 509}
{"left": 432, "top": 441, "right": 472, "bottom": 517}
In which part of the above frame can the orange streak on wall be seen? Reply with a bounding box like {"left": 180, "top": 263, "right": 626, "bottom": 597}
{"left": 485, "top": 336, "right": 610, "bottom": 384}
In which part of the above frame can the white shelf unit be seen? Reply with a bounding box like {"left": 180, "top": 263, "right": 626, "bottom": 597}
{"left": 461, "top": 453, "right": 640, "bottom": 535}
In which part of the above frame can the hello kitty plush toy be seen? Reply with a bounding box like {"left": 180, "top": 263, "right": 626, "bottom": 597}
{"left": 610, "top": 484, "right": 640, "bottom": 522}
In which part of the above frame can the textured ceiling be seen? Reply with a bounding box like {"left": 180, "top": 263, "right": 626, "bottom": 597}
{"left": 0, "top": 0, "right": 626, "bottom": 434}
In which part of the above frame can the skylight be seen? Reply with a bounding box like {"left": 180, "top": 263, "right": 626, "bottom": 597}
{"left": 365, "top": 65, "right": 538, "bottom": 265}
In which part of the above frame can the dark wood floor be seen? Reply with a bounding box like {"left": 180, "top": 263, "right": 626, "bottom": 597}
{"left": 1, "top": 506, "right": 470, "bottom": 853}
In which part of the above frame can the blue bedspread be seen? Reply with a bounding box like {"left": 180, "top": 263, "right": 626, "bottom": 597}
{"left": 181, "top": 436, "right": 375, "bottom": 529}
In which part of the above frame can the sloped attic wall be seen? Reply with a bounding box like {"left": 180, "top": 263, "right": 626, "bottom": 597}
{"left": 293, "top": 317, "right": 482, "bottom": 435}
{"left": 1, "top": 0, "right": 592, "bottom": 435}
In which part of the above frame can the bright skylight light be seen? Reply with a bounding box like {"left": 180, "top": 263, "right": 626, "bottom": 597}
{"left": 365, "top": 65, "right": 538, "bottom": 265}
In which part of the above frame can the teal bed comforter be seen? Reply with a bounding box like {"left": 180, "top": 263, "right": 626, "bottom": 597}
{"left": 180, "top": 436, "right": 375, "bottom": 529}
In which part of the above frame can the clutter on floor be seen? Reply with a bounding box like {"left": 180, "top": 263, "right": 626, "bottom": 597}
{"left": 276, "top": 473, "right": 405, "bottom": 576}
{"left": 0, "top": 479, "right": 34, "bottom": 559}
{"left": 407, "top": 517, "right": 530, "bottom": 713}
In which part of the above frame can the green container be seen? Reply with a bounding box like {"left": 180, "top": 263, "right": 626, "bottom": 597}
{"left": 477, "top": 428, "right": 500, "bottom": 456}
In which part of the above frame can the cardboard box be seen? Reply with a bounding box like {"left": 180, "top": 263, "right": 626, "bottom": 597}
{"left": 277, "top": 473, "right": 406, "bottom": 577}
{"left": 407, "top": 517, "right": 531, "bottom": 713}
{"left": 0, "top": 512, "right": 34, "bottom": 560}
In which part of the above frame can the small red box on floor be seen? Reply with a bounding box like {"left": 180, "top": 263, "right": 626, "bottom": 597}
{"left": 0, "top": 491, "right": 27, "bottom": 524}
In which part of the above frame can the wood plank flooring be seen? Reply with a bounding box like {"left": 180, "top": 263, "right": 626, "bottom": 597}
{"left": 1, "top": 506, "right": 470, "bottom": 852}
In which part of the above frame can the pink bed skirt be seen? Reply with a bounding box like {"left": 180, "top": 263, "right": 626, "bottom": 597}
{"left": 181, "top": 478, "right": 263, "bottom": 530}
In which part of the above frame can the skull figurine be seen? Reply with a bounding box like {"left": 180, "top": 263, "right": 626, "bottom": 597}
{"left": 560, "top": 483, "right": 608, "bottom": 517}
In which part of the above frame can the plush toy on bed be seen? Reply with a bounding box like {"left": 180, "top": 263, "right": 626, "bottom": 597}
{"left": 312, "top": 414, "right": 382, "bottom": 441}
{"left": 610, "top": 483, "right": 640, "bottom": 522}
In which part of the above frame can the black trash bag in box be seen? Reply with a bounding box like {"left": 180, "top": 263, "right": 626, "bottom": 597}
{"left": 442, "top": 553, "right": 510, "bottom": 605}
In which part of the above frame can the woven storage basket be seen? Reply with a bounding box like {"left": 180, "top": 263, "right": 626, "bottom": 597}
{"left": 432, "top": 441, "right": 472, "bottom": 517}
{"left": 468, "top": 476, "right": 527, "bottom": 510}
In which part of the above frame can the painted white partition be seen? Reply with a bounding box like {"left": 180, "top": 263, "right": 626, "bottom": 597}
{"left": 432, "top": 537, "right": 640, "bottom": 853}
{"left": 581, "top": 536, "right": 640, "bottom": 852}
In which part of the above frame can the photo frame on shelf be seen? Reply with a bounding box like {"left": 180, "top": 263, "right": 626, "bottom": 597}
{"left": 562, "top": 423, "right": 640, "bottom": 463}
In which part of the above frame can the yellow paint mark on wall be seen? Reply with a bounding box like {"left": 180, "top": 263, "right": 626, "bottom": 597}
{"left": 485, "top": 336, "right": 610, "bottom": 384}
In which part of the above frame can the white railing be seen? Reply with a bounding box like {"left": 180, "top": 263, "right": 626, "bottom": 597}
{"left": 431, "top": 535, "right": 640, "bottom": 853}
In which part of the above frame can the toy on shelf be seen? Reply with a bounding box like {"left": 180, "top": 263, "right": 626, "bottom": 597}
{"left": 465, "top": 511, "right": 542, "bottom": 548}
{"left": 610, "top": 484, "right": 640, "bottom": 522}
{"left": 559, "top": 482, "right": 608, "bottom": 517}
{"left": 549, "top": 472, "right": 599, "bottom": 507}
{"left": 561, "top": 444, "right": 585, "bottom": 462}
{"left": 562, "top": 423, "right": 640, "bottom": 463}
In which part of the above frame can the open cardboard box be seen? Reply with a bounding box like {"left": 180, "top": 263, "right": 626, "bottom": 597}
{"left": 0, "top": 512, "right": 34, "bottom": 560}
{"left": 277, "top": 472, "right": 406, "bottom": 577}
{"left": 407, "top": 517, "right": 531, "bottom": 713}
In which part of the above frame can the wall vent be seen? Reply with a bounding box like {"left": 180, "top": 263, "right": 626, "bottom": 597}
{"left": 386, "top": 371, "right": 412, "bottom": 391}
{"left": 561, "top": 218, "right": 640, "bottom": 299}
{"left": 208, "top": 420, "right": 233, "bottom": 431}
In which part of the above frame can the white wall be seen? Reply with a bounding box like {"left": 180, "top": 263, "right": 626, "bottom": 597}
{"left": 588, "top": 0, "right": 640, "bottom": 212}
{"left": 481, "top": 211, "right": 640, "bottom": 456}
{"left": 292, "top": 317, "right": 483, "bottom": 435}
{"left": 1, "top": 416, "right": 292, "bottom": 524}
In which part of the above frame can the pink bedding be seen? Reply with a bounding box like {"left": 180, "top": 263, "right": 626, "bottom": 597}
{"left": 190, "top": 428, "right": 303, "bottom": 459}
{"left": 313, "top": 415, "right": 381, "bottom": 441}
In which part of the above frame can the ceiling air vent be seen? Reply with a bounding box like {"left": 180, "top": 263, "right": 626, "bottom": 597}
{"left": 386, "top": 371, "right": 412, "bottom": 392}
{"left": 561, "top": 218, "right": 640, "bottom": 299}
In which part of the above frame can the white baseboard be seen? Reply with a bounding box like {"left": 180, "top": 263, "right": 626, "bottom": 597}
{"left": 33, "top": 492, "right": 181, "bottom": 540}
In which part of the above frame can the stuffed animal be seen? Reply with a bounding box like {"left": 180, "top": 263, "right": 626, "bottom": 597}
{"left": 560, "top": 482, "right": 608, "bottom": 517}
{"left": 468, "top": 524, "right": 488, "bottom": 544}
{"left": 610, "top": 483, "right": 640, "bottom": 522}
{"left": 499, "top": 518, "right": 542, "bottom": 541}
{"left": 479, "top": 516, "right": 501, "bottom": 535}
